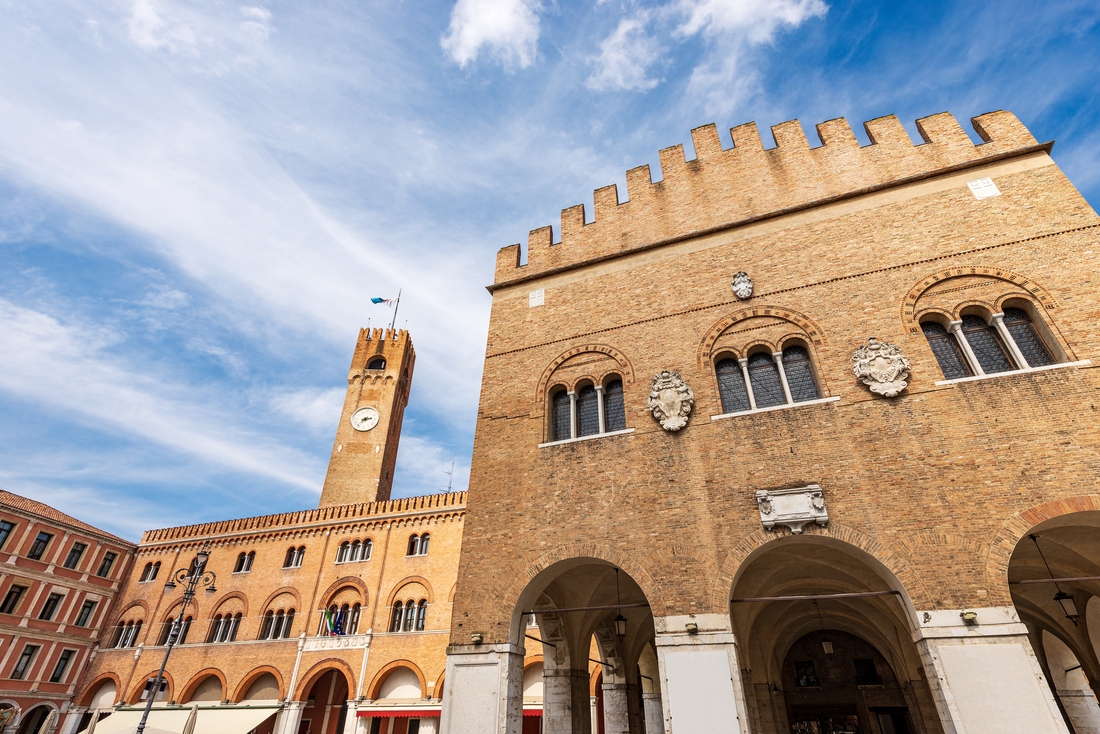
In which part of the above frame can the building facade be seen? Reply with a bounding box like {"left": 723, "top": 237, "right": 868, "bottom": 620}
{"left": 65, "top": 328, "right": 485, "bottom": 734}
{"left": 0, "top": 491, "right": 135, "bottom": 734}
{"left": 441, "top": 110, "right": 1100, "bottom": 734}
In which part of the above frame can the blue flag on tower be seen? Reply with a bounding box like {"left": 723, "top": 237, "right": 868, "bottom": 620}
{"left": 371, "top": 297, "right": 396, "bottom": 306}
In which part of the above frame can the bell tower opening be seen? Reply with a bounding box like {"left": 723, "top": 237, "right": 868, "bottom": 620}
{"left": 319, "top": 327, "right": 415, "bottom": 507}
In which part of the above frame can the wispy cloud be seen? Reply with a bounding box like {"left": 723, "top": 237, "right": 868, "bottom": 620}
{"left": 441, "top": 0, "right": 542, "bottom": 69}
{"left": 586, "top": 13, "right": 665, "bottom": 92}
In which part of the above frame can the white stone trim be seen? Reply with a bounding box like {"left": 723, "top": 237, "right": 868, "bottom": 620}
{"left": 539, "top": 428, "right": 635, "bottom": 448}
{"left": 710, "top": 396, "right": 839, "bottom": 421}
{"left": 934, "top": 360, "right": 1091, "bottom": 386}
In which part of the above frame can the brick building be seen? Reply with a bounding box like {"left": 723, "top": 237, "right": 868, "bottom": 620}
{"left": 65, "top": 330, "right": 498, "bottom": 734}
{"left": 441, "top": 110, "right": 1100, "bottom": 734}
{"left": 0, "top": 491, "right": 135, "bottom": 734}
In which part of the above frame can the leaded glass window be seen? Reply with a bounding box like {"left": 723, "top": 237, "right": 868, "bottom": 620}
{"left": 961, "top": 314, "right": 1015, "bottom": 373}
{"left": 716, "top": 358, "right": 751, "bottom": 413}
{"left": 576, "top": 385, "right": 600, "bottom": 436}
{"left": 781, "top": 346, "right": 820, "bottom": 402}
{"left": 1003, "top": 308, "right": 1055, "bottom": 367}
{"left": 747, "top": 352, "right": 785, "bottom": 408}
{"left": 551, "top": 390, "right": 571, "bottom": 441}
{"left": 922, "top": 321, "right": 972, "bottom": 379}
{"left": 604, "top": 380, "right": 626, "bottom": 431}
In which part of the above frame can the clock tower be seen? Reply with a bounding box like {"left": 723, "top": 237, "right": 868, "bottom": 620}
{"left": 319, "top": 327, "right": 415, "bottom": 507}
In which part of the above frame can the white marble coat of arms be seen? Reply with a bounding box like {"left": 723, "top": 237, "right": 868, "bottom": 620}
{"left": 851, "top": 337, "right": 911, "bottom": 397}
{"left": 731, "top": 271, "right": 754, "bottom": 300}
{"left": 648, "top": 370, "right": 694, "bottom": 431}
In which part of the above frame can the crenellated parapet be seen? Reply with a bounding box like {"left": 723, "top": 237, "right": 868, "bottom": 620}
{"left": 491, "top": 111, "right": 1045, "bottom": 288}
{"left": 139, "top": 492, "right": 466, "bottom": 545}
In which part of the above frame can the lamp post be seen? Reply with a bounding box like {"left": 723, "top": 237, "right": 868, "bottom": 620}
{"left": 1029, "top": 534, "right": 1079, "bottom": 626}
{"left": 136, "top": 542, "right": 217, "bottom": 734}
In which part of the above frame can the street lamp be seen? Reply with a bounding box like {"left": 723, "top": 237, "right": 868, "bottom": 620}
{"left": 136, "top": 542, "right": 217, "bottom": 734}
{"left": 1029, "top": 534, "right": 1079, "bottom": 626}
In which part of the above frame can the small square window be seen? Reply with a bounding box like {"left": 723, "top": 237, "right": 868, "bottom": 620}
{"left": 795, "top": 660, "right": 819, "bottom": 687}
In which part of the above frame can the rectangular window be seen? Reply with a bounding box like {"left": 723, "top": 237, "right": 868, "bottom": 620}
{"left": 39, "top": 592, "right": 64, "bottom": 621}
{"left": 0, "top": 520, "right": 14, "bottom": 550}
{"left": 27, "top": 532, "right": 53, "bottom": 560}
{"left": 63, "top": 542, "right": 87, "bottom": 570}
{"left": 795, "top": 660, "right": 819, "bottom": 687}
{"left": 0, "top": 585, "right": 27, "bottom": 615}
{"left": 96, "top": 552, "right": 117, "bottom": 578}
{"left": 11, "top": 644, "right": 38, "bottom": 679}
{"left": 49, "top": 650, "right": 75, "bottom": 683}
{"left": 140, "top": 677, "right": 168, "bottom": 701}
{"left": 75, "top": 600, "right": 97, "bottom": 627}
{"left": 855, "top": 658, "right": 882, "bottom": 685}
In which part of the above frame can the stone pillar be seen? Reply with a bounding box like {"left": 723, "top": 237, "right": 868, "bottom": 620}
{"left": 274, "top": 701, "right": 305, "bottom": 734}
{"left": 543, "top": 668, "right": 591, "bottom": 734}
{"left": 440, "top": 643, "right": 524, "bottom": 734}
{"left": 57, "top": 707, "right": 85, "bottom": 734}
{"left": 602, "top": 683, "right": 630, "bottom": 734}
{"left": 948, "top": 320, "right": 985, "bottom": 375}
{"left": 1056, "top": 689, "right": 1100, "bottom": 734}
{"left": 590, "top": 696, "right": 600, "bottom": 734}
{"left": 642, "top": 693, "right": 664, "bottom": 734}
{"left": 653, "top": 615, "right": 749, "bottom": 734}
{"left": 343, "top": 700, "right": 367, "bottom": 733}
{"left": 991, "top": 312, "right": 1029, "bottom": 368}
{"left": 915, "top": 607, "right": 1070, "bottom": 734}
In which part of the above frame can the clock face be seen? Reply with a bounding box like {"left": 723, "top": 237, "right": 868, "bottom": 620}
{"left": 350, "top": 406, "right": 380, "bottom": 432}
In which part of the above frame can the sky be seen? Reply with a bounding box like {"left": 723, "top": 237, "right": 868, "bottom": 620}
{"left": 0, "top": 0, "right": 1098, "bottom": 540}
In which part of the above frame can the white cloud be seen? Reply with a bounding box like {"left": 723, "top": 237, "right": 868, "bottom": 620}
{"left": 675, "top": 0, "right": 827, "bottom": 39}
{"left": 0, "top": 298, "right": 322, "bottom": 492}
{"left": 394, "top": 434, "right": 470, "bottom": 495}
{"left": 441, "top": 0, "right": 541, "bottom": 69}
{"left": 586, "top": 14, "right": 665, "bottom": 92}
{"left": 124, "top": 0, "right": 273, "bottom": 66}
{"left": 269, "top": 387, "right": 346, "bottom": 435}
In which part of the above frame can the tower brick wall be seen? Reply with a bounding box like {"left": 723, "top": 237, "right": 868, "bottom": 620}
{"left": 320, "top": 328, "right": 414, "bottom": 507}
{"left": 452, "top": 109, "right": 1100, "bottom": 641}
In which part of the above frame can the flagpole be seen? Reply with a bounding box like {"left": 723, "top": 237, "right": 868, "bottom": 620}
{"left": 390, "top": 289, "right": 401, "bottom": 332}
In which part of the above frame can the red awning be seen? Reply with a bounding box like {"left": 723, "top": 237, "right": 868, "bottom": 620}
{"left": 357, "top": 709, "right": 441, "bottom": 718}
{"left": 523, "top": 709, "right": 543, "bottom": 717}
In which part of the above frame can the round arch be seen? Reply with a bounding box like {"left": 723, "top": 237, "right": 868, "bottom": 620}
{"left": 293, "top": 660, "right": 355, "bottom": 701}
{"left": 232, "top": 666, "right": 285, "bottom": 703}
{"left": 179, "top": 668, "right": 227, "bottom": 703}
{"left": 367, "top": 660, "right": 427, "bottom": 700}
{"left": 258, "top": 586, "right": 302, "bottom": 614}
{"left": 114, "top": 599, "right": 150, "bottom": 621}
{"left": 698, "top": 305, "right": 827, "bottom": 372}
{"left": 127, "top": 670, "right": 175, "bottom": 704}
{"left": 535, "top": 344, "right": 635, "bottom": 404}
{"left": 431, "top": 669, "right": 446, "bottom": 700}
{"left": 386, "top": 576, "right": 436, "bottom": 606}
{"left": 207, "top": 591, "right": 249, "bottom": 617}
{"left": 78, "top": 674, "right": 121, "bottom": 707}
{"left": 319, "top": 577, "right": 369, "bottom": 607}
{"left": 901, "top": 265, "right": 1059, "bottom": 329}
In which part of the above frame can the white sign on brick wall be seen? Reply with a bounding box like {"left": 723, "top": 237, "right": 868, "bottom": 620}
{"left": 967, "top": 177, "right": 1001, "bottom": 199}
{"left": 529, "top": 289, "right": 544, "bottom": 307}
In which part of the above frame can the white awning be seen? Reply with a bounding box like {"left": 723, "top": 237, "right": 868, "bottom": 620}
{"left": 81, "top": 703, "right": 280, "bottom": 734}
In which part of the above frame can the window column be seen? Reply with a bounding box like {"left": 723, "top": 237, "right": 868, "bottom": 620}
{"left": 595, "top": 385, "right": 606, "bottom": 434}
{"left": 948, "top": 320, "right": 985, "bottom": 376}
{"left": 773, "top": 351, "right": 794, "bottom": 405}
{"left": 568, "top": 391, "right": 577, "bottom": 440}
{"left": 738, "top": 358, "right": 757, "bottom": 410}
{"left": 991, "top": 312, "right": 1029, "bottom": 368}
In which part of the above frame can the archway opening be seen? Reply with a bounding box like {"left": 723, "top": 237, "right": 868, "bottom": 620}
{"left": 15, "top": 706, "right": 52, "bottom": 734}
{"left": 730, "top": 536, "right": 939, "bottom": 734}
{"left": 303, "top": 669, "right": 350, "bottom": 734}
{"left": 1008, "top": 511, "right": 1100, "bottom": 733}
{"left": 515, "top": 558, "right": 655, "bottom": 734}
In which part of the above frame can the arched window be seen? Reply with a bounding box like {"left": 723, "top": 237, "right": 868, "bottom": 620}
{"left": 207, "top": 615, "right": 224, "bottom": 643}
{"left": 390, "top": 602, "right": 404, "bottom": 632}
{"left": 416, "top": 600, "right": 427, "bottom": 631}
{"left": 139, "top": 562, "right": 154, "bottom": 582}
{"left": 418, "top": 533, "right": 430, "bottom": 555}
{"left": 115, "top": 620, "right": 142, "bottom": 648}
{"left": 348, "top": 603, "right": 361, "bottom": 635}
{"left": 337, "top": 541, "right": 350, "bottom": 563}
{"left": 149, "top": 562, "right": 160, "bottom": 581}
{"left": 747, "top": 352, "right": 785, "bottom": 409}
{"left": 233, "top": 553, "right": 248, "bottom": 573}
{"left": 361, "top": 540, "right": 372, "bottom": 561}
{"left": 407, "top": 535, "right": 420, "bottom": 556}
{"left": 604, "top": 379, "right": 626, "bottom": 431}
{"left": 551, "top": 389, "right": 571, "bottom": 441}
{"left": 261, "top": 611, "right": 274, "bottom": 640}
{"left": 922, "top": 321, "right": 972, "bottom": 380}
{"left": 960, "top": 314, "right": 1015, "bottom": 373}
{"left": 271, "top": 611, "right": 285, "bottom": 640}
{"left": 217, "top": 613, "right": 241, "bottom": 642}
{"left": 576, "top": 385, "right": 599, "bottom": 437}
{"left": 716, "top": 358, "right": 750, "bottom": 414}
{"left": 1003, "top": 307, "right": 1056, "bottom": 367}
{"left": 294, "top": 546, "right": 305, "bottom": 566}
{"left": 403, "top": 601, "right": 415, "bottom": 632}
{"left": 350, "top": 541, "right": 361, "bottom": 561}
{"left": 283, "top": 547, "right": 296, "bottom": 568}
{"left": 367, "top": 357, "right": 386, "bottom": 370}
{"left": 282, "top": 609, "right": 294, "bottom": 638}
{"left": 244, "top": 551, "right": 254, "bottom": 572}
{"left": 782, "top": 346, "right": 820, "bottom": 402}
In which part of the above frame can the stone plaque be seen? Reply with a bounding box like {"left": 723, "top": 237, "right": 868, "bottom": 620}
{"left": 756, "top": 484, "right": 828, "bottom": 534}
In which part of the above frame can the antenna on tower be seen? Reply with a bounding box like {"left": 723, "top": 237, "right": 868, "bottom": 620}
{"left": 443, "top": 461, "right": 455, "bottom": 493}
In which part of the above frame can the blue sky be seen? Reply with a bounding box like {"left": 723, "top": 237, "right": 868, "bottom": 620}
{"left": 1, "top": 0, "right": 1097, "bottom": 540}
